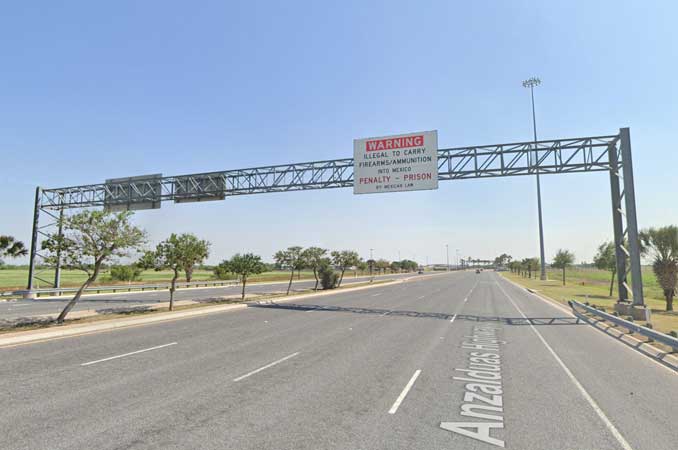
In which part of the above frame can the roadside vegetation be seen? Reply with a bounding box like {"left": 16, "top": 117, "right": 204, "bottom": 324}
{"left": 41, "top": 211, "right": 147, "bottom": 323}
{"left": 139, "top": 233, "right": 211, "bottom": 311}
{"left": 497, "top": 228, "right": 678, "bottom": 334}
{"left": 3, "top": 211, "right": 422, "bottom": 324}
{"left": 0, "top": 242, "right": 422, "bottom": 294}
{"left": 0, "top": 236, "right": 27, "bottom": 259}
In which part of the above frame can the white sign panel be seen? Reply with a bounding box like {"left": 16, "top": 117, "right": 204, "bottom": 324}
{"left": 353, "top": 130, "right": 438, "bottom": 194}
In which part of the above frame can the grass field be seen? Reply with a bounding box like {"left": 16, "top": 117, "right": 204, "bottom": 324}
{"left": 503, "top": 267, "right": 678, "bottom": 334}
{"left": 0, "top": 268, "right": 326, "bottom": 291}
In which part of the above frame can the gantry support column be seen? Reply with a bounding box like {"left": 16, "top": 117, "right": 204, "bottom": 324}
{"left": 26, "top": 187, "right": 42, "bottom": 296}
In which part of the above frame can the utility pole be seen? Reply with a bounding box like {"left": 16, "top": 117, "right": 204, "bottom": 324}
{"left": 523, "top": 77, "right": 547, "bottom": 281}
{"left": 369, "top": 248, "right": 374, "bottom": 282}
{"left": 445, "top": 244, "right": 450, "bottom": 271}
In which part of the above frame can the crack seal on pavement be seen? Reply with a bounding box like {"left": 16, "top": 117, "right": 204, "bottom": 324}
{"left": 440, "top": 325, "right": 506, "bottom": 448}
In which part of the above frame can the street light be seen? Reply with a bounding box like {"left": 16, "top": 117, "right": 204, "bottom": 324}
{"left": 522, "top": 77, "right": 547, "bottom": 281}
{"left": 445, "top": 244, "right": 450, "bottom": 271}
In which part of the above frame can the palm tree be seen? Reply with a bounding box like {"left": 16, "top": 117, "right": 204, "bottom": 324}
{"left": 640, "top": 226, "right": 678, "bottom": 311}
{"left": 0, "top": 236, "right": 27, "bottom": 258}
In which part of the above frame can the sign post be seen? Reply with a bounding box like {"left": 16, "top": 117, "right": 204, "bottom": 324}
{"left": 353, "top": 130, "right": 438, "bottom": 194}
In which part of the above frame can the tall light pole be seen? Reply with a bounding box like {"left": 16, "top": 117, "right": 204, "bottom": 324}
{"left": 445, "top": 244, "right": 450, "bottom": 271}
{"left": 523, "top": 77, "right": 547, "bottom": 281}
{"left": 369, "top": 248, "right": 374, "bottom": 282}
{"left": 456, "top": 249, "right": 460, "bottom": 270}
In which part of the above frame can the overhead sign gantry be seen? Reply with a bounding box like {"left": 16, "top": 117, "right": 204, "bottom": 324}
{"left": 26, "top": 128, "right": 645, "bottom": 315}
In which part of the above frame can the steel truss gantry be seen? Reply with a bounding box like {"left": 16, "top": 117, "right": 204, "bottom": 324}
{"left": 27, "top": 128, "right": 644, "bottom": 308}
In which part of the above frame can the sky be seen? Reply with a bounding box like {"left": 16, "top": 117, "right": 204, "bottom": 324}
{"left": 1, "top": 0, "right": 677, "bottom": 266}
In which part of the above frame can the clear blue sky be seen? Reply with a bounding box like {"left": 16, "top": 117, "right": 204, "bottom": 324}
{"left": 1, "top": 0, "right": 676, "bottom": 265}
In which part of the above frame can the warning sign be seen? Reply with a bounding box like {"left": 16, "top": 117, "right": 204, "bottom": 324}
{"left": 353, "top": 130, "right": 438, "bottom": 194}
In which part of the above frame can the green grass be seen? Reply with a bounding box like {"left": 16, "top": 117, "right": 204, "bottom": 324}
{"left": 0, "top": 268, "right": 323, "bottom": 291}
{"left": 503, "top": 267, "right": 678, "bottom": 334}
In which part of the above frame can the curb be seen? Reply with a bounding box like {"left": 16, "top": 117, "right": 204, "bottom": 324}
{"left": 0, "top": 277, "right": 409, "bottom": 348}
{"left": 499, "top": 274, "right": 678, "bottom": 372}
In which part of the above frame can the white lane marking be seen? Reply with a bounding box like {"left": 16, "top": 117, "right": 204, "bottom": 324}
{"left": 371, "top": 293, "right": 382, "bottom": 297}
{"left": 381, "top": 311, "right": 391, "bottom": 317}
{"left": 388, "top": 369, "right": 422, "bottom": 414}
{"left": 10, "top": 304, "right": 30, "bottom": 307}
{"left": 81, "top": 342, "right": 177, "bottom": 366}
{"left": 463, "top": 297, "right": 468, "bottom": 303}
{"left": 497, "top": 273, "right": 678, "bottom": 376}
{"left": 466, "top": 280, "right": 479, "bottom": 298}
{"left": 233, "top": 352, "right": 300, "bottom": 382}
{"left": 495, "top": 281, "right": 634, "bottom": 450}
{"left": 450, "top": 314, "right": 458, "bottom": 323}
{"left": 417, "top": 295, "right": 426, "bottom": 300}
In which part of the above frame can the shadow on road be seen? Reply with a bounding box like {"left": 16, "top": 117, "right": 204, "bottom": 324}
{"left": 248, "top": 302, "right": 582, "bottom": 326}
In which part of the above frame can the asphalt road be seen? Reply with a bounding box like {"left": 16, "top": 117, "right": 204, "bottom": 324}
{"left": 1, "top": 271, "right": 676, "bottom": 450}
{"left": 0, "top": 272, "right": 415, "bottom": 320}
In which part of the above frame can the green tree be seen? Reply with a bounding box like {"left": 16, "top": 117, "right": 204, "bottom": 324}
{"left": 226, "top": 253, "right": 266, "bottom": 300}
{"left": 399, "top": 259, "right": 418, "bottom": 272}
{"left": 318, "top": 259, "right": 339, "bottom": 289}
{"left": 551, "top": 249, "right": 575, "bottom": 286}
{"left": 109, "top": 264, "right": 143, "bottom": 282}
{"left": 494, "top": 253, "right": 511, "bottom": 268}
{"left": 302, "top": 247, "right": 328, "bottom": 290}
{"left": 640, "top": 226, "right": 678, "bottom": 311}
{"left": 139, "top": 233, "right": 208, "bottom": 311}
{"left": 593, "top": 241, "right": 617, "bottom": 296}
{"left": 375, "top": 259, "right": 390, "bottom": 274}
{"left": 41, "top": 210, "right": 146, "bottom": 323}
{"left": 357, "top": 260, "right": 368, "bottom": 274}
{"left": 213, "top": 260, "right": 233, "bottom": 280}
{"left": 390, "top": 261, "right": 402, "bottom": 273}
{"left": 331, "top": 250, "right": 361, "bottom": 287}
{"left": 0, "top": 236, "right": 27, "bottom": 258}
{"left": 274, "top": 246, "right": 305, "bottom": 295}
{"left": 176, "top": 234, "right": 210, "bottom": 282}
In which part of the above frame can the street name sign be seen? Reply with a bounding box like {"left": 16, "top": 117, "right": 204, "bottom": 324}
{"left": 353, "top": 130, "right": 438, "bottom": 194}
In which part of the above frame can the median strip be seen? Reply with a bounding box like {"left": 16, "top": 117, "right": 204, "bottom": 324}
{"left": 233, "top": 352, "right": 300, "bottom": 382}
{"left": 81, "top": 342, "right": 177, "bottom": 366}
{"left": 388, "top": 369, "right": 421, "bottom": 414}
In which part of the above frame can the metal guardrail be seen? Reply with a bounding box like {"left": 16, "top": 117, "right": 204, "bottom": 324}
{"left": 0, "top": 279, "right": 239, "bottom": 298}
{"left": 569, "top": 299, "right": 678, "bottom": 351}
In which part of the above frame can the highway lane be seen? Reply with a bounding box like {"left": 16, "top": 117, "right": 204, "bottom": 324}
{"left": 0, "top": 271, "right": 675, "bottom": 450}
{"left": 0, "top": 272, "right": 417, "bottom": 321}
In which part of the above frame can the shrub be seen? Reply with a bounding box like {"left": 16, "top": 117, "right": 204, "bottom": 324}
{"left": 669, "top": 330, "right": 678, "bottom": 338}
{"left": 214, "top": 260, "right": 234, "bottom": 280}
{"left": 110, "top": 265, "right": 143, "bottom": 282}
{"left": 319, "top": 264, "right": 338, "bottom": 290}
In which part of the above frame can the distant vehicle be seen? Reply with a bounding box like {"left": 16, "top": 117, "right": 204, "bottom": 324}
{"left": 475, "top": 269, "right": 481, "bottom": 274}
{"left": 418, "top": 269, "right": 424, "bottom": 274}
